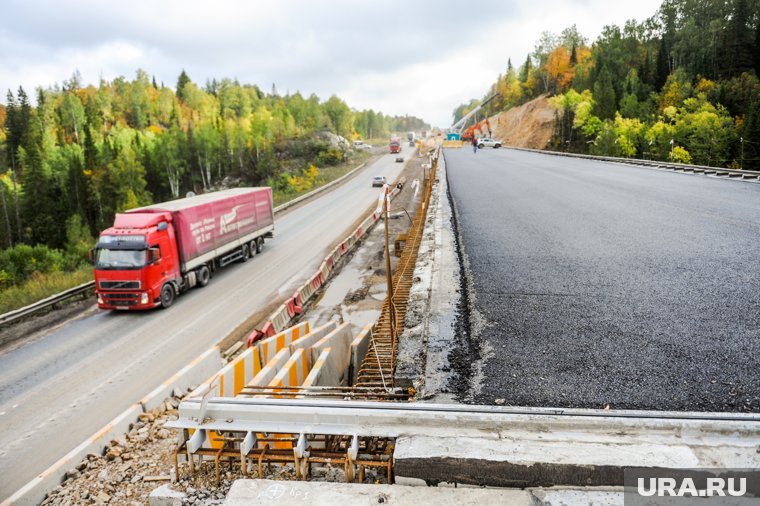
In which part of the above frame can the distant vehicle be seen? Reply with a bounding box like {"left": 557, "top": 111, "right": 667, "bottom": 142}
{"left": 372, "top": 175, "right": 387, "bottom": 187}
{"left": 353, "top": 140, "right": 372, "bottom": 150}
{"left": 91, "top": 188, "right": 274, "bottom": 310}
{"left": 407, "top": 131, "right": 416, "bottom": 142}
{"left": 395, "top": 157, "right": 404, "bottom": 163}
{"left": 389, "top": 135, "right": 401, "bottom": 154}
{"left": 477, "top": 138, "right": 502, "bottom": 149}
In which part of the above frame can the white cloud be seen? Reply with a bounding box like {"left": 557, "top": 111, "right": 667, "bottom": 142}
{"left": 1, "top": 0, "right": 664, "bottom": 126}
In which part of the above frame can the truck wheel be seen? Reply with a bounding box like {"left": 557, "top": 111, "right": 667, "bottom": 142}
{"left": 241, "top": 244, "right": 250, "bottom": 262}
{"left": 160, "top": 284, "right": 175, "bottom": 309}
{"left": 256, "top": 237, "right": 264, "bottom": 254}
{"left": 197, "top": 266, "right": 210, "bottom": 287}
{"left": 249, "top": 240, "right": 258, "bottom": 257}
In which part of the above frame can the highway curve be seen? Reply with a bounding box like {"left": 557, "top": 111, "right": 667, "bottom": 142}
{"left": 0, "top": 150, "right": 408, "bottom": 499}
{"left": 445, "top": 148, "right": 760, "bottom": 412}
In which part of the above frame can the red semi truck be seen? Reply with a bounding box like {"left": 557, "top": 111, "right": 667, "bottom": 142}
{"left": 389, "top": 135, "right": 401, "bottom": 154}
{"left": 91, "top": 188, "right": 274, "bottom": 310}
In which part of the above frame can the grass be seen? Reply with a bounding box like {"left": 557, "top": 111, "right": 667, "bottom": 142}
{"left": 0, "top": 266, "right": 92, "bottom": 314}
{"left": 272, "top": 151, "right": 373, "bottom": 207}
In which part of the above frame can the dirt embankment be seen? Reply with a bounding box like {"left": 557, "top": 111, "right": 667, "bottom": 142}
{"left": 490, "top": 95, "right": 555, "bottom": 149}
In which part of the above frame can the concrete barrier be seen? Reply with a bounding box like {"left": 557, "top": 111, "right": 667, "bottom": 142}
{"left": 268, "top": 348, "right": 310, "bottom": 390}
{"left": 309, "top": 324, "right": 352, "bottom": 385}
{"left": 289, "top": 320, "right": 338, "bottom": 354}
{"left": 269, "top": 305, "right": 292, "bottom": 334}
{"left": 257, "top": 322, "right": 309, "bottom": 364}
{"left": 302, "top": 348, "right": 343, "bottom": 387}
{"left": 2, "top": 403, "right": 143, "bottom": 506}
{"left": 349, "top": 325, "right": 372, "bottom": 386}
{"left": 141, "top": 345, "right": 223, "bottom": 410}
{"left": 214, "top": 346, "right": 263, "bottom": 398}
{"left": 247, "top": 348, "right": 292, "bottom": 389}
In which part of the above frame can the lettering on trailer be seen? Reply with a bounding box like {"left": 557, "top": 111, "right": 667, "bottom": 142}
{"left": 190, "top": 218, "right": 215, "bottom": 246}
{"left": 219, "top": 205, "right": 256, "bottom": 235}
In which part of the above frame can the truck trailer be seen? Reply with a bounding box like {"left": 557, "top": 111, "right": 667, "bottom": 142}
{"left": 92, "top": 188, "right": 274, "bottom": 310}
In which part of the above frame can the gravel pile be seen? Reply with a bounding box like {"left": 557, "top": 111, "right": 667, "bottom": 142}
{"left": 41, "top": 392, "right": 184, "bottom": 506}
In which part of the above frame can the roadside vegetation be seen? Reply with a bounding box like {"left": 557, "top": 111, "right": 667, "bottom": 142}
{"left": 454, "top": 0, "right": 760, "bottom": 169}
{"left": 0, "top": 72, "right": 427, "bottom": 313}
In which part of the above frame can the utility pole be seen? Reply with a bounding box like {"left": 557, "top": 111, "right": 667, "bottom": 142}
{"left": 383, "top": 186, "right": 396, "bottom": 342}
{"left": 740, "top": 137, "right": 744, "bottom": 170}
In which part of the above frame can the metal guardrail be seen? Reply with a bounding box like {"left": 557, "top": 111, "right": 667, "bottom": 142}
{"left": 0, "top": 281, "right": 96, "bottom": 328}
{"left": 510, "top": 147, "right": 760, "bottom": 181}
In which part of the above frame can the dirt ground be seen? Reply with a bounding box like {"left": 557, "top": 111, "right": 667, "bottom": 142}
{"left": 490, "top": 95, "right": 555, "bottom": 149}
{"left": 37, "top": 151, "right": 427, "bottom": 506}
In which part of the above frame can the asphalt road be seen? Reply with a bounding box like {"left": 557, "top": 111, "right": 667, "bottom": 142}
{"left": 0, "top": 149, "right": 408, "bottom": 499}
{"left": 445, "top": 148, "right": 760, "bottom": 412}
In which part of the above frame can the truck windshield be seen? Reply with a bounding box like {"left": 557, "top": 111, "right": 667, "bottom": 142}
{"left": 93, "top": 248, "right": 146, "bottom": 270}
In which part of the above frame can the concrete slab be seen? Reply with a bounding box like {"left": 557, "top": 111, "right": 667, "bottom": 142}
{"left": 531, "top": 487, "right": 623, "bottom": 506}
{"left": 222, "top": 479, "right": 532, "bottom": 506}
{"left": 395, "top": 156, "right": 460, "bottom": 402}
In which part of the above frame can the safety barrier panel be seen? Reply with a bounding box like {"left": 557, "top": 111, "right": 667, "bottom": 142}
{"left": 247, "top": 348, "right": 292, "bottom": 389}
{"left": 268, "top": 348, "right": 310, "bottom": 390}
{"left": 349, "top": 325, "right": 372, "bottom": 386}
{"left": 302, "top": 348, "right": 342, "bottom": 387}
{"left": 256, "top": 321, "right": 309, "bottom": 365}
{"left": 269, "top": 305, "right": 292, "bottom": 334}
{"left": 289, "top": 320, "right": 338, "bottom": 354}
{"left": 309, "top": 324, "right": 353, "bottom": 385}
{"left": 212, "top": 346, "right": 264, "bottom": 398}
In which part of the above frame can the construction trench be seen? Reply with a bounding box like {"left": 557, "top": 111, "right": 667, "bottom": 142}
{"left": 16, "top": 146, "right": 760, "bottom": 505}
{"left": 162, "top": 146, "right": 759, "bottom": 503}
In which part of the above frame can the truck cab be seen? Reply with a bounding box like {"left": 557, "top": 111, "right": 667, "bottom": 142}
{"left": 92, "top": 213, "right": 180, "bottom": 310}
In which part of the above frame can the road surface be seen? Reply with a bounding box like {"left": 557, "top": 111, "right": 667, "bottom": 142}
{"left": 0, "top": 150, "right": 409, "bottom": 499}
{"left": 445, "top": 148, "right": 760, "bottom": 412}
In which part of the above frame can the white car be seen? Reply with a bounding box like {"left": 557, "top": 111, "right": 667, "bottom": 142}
{"left": 477, "top": 138, "right": 502, "bottom": 149}
{"left": 353, "top": 140, "right": 372, "bottom": 150}
{"left": 372, "top": 175, "right": 386, "bottom": 187}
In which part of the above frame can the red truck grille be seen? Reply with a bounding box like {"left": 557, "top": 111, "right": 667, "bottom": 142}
{"left": 103, "top": 293, "right": 139, "bottom": 306}
{"left": 100, "top": 280, "right": 140, "bottom": 290}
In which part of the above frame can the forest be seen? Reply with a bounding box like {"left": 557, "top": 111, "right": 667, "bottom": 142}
{"left": 0, "top": 71, "right": 426, "bottom": 309}
{"left": 455, "top": 0, "right": 760, "bottom": 169}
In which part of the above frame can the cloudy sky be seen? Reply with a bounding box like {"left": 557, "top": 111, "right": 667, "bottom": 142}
{"left": 1, "top": 0, "right": 664, "bottom": 127}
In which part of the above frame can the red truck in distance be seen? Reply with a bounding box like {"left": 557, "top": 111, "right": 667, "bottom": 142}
{"left": 389, "top": 135, "right": 401, "bottom": 154}
{"left": 91, "top": 188, "right": 274, "bottom": 310}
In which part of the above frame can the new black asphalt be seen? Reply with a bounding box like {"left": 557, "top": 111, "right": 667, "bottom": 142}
{"left": 445, "top": 148, "right": 760, "bottom": 412}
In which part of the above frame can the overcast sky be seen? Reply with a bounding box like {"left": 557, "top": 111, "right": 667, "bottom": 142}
{"left": 1, "top": 0, "right": 664, "bottom": 127}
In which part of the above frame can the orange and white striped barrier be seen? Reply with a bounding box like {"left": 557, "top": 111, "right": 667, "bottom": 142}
{"left": 268, "top": 348, "right": 310, "bottom": 391}
{"left": 302, "top": 348, "right": 342, "bottom": 387}
{"left": 257, "top": 321, "right": 309, "bottom": 364}
{"left": 290, "top": 320, "right": 338, "bottom": 354}
{"left": 212, "top": 346, "right": 264, "bottom": 398}
{"left": 246, "top": 348, "right": 292, "bottom": 389}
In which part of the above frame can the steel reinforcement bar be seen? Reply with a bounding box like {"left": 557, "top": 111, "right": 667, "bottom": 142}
{"left": 355, "top": 149, "right": 439, "bottom": 389}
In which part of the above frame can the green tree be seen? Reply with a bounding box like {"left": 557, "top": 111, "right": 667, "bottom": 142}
{"left": 592, "top": 66, "right": 617, "bottom": 120}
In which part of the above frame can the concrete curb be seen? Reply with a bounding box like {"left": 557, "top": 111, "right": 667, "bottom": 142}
{"left": 2, "top": 403, "right": 143, "bottom": 506}
{"left": 140, "top": 346, "right": 222, "bottom": 412}
{"left": 3, "top": 345, "right": 223, "bottom": 506}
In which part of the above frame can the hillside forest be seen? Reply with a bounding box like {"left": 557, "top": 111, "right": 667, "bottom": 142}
{"left": 0, "top": 71, "right": 426, "bottom": 301}
{"left": 454, "top": 0, "right": 760, "bottom": 170}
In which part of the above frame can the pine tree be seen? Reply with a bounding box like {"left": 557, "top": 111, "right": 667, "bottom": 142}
{"left": 655, "top": 37, "right": 670, "bottom": 90}
{"left": 176, "top": 70, "right": 191, "bottom": 102}
{"left": 742, "top": 98, "right": 760, "bottom": 170}
{"left": 722, "top": 0, "right": 754, "bottom": 77}
{"left": 570, "top": 44, "right": 577, "bottom": 66}
{"left": 593, "top": 66, "right": 617, "bottom": 120}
